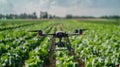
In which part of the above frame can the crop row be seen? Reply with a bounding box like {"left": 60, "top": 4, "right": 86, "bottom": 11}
{"left": 0, "top": 21, "right": 55, "bottom": 67}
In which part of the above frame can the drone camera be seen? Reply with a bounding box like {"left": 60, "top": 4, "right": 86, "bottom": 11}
{"left": 38, "top": 30, "right": 43, "bottom": 36}
{"left": 55, "top": 31, "right": 68, "bottom": 37}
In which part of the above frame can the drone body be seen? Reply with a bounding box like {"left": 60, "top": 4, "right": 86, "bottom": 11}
{"left": 29, "top": 29, "right": 87, "bottom": 67}
{"left": 30, "top": 29, "right": 87, "bottom": 48}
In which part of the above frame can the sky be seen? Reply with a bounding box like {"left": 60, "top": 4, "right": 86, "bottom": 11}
{"left": 0, "top": 0, "right": 120, "bottom": 17}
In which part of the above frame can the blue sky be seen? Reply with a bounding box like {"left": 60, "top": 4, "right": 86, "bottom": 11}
{"left": 0, "top": 0, "right": 120, "bottom": 17}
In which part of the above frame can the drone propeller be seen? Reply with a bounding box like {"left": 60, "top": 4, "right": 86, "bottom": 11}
{"left": 75, "top": 29, "right": 88, "bottom": 35}
{"left": 29, "top": 29, "right": 88, "bottom": 36}
{"left": 29, "top": 30, "right": 43, "bottom": 36}
{"left": 29, "top": 30, "right": 55, "bottom": 36}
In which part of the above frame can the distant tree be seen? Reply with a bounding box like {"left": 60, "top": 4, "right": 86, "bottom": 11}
{"left": 113, "top": 16, "right": 120, "bottom": 25}
{"left": 5, "top": 14, "right": 15, "bottom": 19}
{"left": 27, "top": 14, "right": 32, "bottom": 19}
{"left": 44, "top": 12, "right": 48, "bottom": 19}
{"left": 100, "top": 15, "right": 120, "bottom": 25}
{"left": 0, "top": 14, "right": 2, "bottom": 19}
{"left": 49, "top": 15, "right": 53, "bottom": 19}
{"left": 66, "top": 14, "right": 73, "bottom": 19}
{"left": 19, "top": 13, "right": 28, "bottom": 19}
{"left": 0, "top": 12, "right": 39, "bottom": 19}
{"left": 100, "top": 15, "right": 120, "bottom": 19}
{"left": 112, "top": 16, "right": 119, "bottom": 19}
{"left": 40, "top": 11, "right": 48, "bottom": 19}
{"left": 53, "top": 15, "right": 56, "bottom": 18}
{"left": 32, "top": 12, "right": 37, "bottom": 19}
{"left": 40, "top": 11, "right": 43, "bottom": 18}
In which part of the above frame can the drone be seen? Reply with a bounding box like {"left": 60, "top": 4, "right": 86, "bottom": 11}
{"left": 29, "top": 29, "right": 87, "bottom": 67}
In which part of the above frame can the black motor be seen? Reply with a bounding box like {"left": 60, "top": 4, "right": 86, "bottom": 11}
{"left": 56, "top": 42, "right": 65, "bottom": 47}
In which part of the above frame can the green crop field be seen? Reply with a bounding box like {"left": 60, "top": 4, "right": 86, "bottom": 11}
{"left": 0, "top": 19, "right": 120, "bottom": 67}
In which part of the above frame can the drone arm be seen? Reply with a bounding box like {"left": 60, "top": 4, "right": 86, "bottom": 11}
{"left": 68, "top": 33, "right": 83, "bottom": 36}
{"left": 39, "top": 34, "right": 54, "bottom": 36}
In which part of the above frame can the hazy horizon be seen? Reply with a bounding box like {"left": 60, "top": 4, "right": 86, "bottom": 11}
{"left": 0, "top": 0, "right": 120, "bottom": 17}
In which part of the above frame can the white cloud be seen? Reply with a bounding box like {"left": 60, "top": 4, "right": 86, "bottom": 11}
{"left": 0, "top": 0, "right": 14, "bottom": 14}
{"left": 68, "top": 7, "right": 119, "bottom": 17}
{"left": 0, "top": 0, "right": 120, "bottom": 16}
{"left": 0, "top": 0, "right": 7, "bottom": 3}
{"left": 48, "top": 6, "right": 68, "bottom": 17}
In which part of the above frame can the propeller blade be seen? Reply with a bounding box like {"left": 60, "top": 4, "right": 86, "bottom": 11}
{"left": 28, "top": 30, "right": 42, "bottom": 32}
{"left": 80, "top": 29, "right": 88, "bottom": 31}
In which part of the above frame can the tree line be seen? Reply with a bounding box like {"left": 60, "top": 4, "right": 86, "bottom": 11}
{"left": 0, "top": 12, "right": 37, "bottom": 19}
{"left": 0, "top": 12, "right": 120, "bottom": 19}
{"left": 65, "top": 14, "right": 120, "bottom": 19}
{"left": 0, "top": 11, "right": 59, "bottom": 19}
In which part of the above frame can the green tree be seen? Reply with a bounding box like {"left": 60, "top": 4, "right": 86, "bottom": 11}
{"left": 40, "top": 11, "right": 48, "bottom": 19}
{"left": 66, "top": 14, "right": 73, "bottom": 19}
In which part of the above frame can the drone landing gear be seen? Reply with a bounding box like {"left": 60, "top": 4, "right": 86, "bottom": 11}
{"left": 29, "top": 29, "right": 86, "bottom": 67}
{"left": 47, "top": 36, "right": 56, "bottom": 67}
{"left": 47, "top": 32, "right": 85, "bottom": 67}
